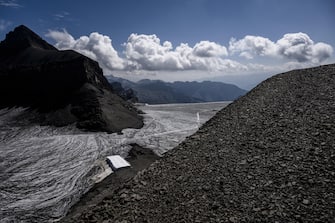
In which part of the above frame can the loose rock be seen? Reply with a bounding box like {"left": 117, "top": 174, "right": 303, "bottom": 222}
{"left": 63, "top": 64, "right": 335, "bottom": 223}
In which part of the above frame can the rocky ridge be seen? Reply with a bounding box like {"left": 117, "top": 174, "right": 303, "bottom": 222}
{"left": 0, "top": 25, "right": 143, "bottom": 132}
{"left": 64, "top": 64, "right": 335, "bottom": 222}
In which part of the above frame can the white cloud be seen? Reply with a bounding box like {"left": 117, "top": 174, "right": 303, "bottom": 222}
{"left": 53, "top": 11, "right": 70, "bottom": 21}
{"left": 229, "top": 32, "right": 333, "bottom": 63}
{"left": 124, "top": 33, "right": 236, "bottom": 72}
{"left": 229, "top": 36, "right": 277, "bottom": 59}
{"left": 46, "top": 29, "right": 75, "bottom": 48}
{"left": 46, "top": 30, "right": 333, "bottom": 79}
{"left": 46, "top": 29, "right": 125, "bottom": 71}
{"left": 0, "top": 0, "right": 22, "bottom": 8}
{"left": 193, "top": 41, "right": 228, "bottom": 57}
{"left": 311, "top": 42, "right": 334, "bottom": 63}
{"left": 277, "top": 33, "right": 333, "bottom": 63}
{"left": 0, "top": 19, "right": 12, "bottom": 31}
{"left": 124, "top": 34, "right": 181, "bottom": 70}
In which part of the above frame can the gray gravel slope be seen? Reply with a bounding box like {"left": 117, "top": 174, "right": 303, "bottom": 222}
{"left": 65, "top": 64, "right": 335, "bottom": 223}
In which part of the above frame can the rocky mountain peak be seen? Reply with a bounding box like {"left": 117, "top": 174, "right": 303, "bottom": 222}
{"left": 0, "top": 25, "right": 143, "bottom": 132}
{"left": 0, "top": 25, "right": 56, "bottom": 54}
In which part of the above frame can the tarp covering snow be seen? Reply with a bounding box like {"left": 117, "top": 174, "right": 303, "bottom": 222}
{"left": 106, "top": 155, "right": 131, "bottom": 171}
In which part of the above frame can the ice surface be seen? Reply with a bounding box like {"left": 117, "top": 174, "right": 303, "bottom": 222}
{"left": 0, "top": 102, "right": 229, "bottom": 222}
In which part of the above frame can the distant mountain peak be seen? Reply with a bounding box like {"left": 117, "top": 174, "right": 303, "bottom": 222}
{"left": 0, "top": 24, "right": 56, "bottom": 53}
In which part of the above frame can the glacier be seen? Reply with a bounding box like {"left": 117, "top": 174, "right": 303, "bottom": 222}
{"left": 0, "top": 102, "right": 229, "bottom": 222}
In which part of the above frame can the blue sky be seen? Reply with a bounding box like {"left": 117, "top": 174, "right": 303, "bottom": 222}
{"left": 1, "top": 0, "right": 334, "bottom": 88}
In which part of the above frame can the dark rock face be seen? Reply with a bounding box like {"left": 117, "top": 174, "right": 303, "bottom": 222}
{"left": 65, "top": 64, "right": 335, "bottom": 222}
{"left": 0, "top": 25, "right": 143, "bottom": 132}
{"left": 110, "top": 81, "right": 138, "bottom": 102}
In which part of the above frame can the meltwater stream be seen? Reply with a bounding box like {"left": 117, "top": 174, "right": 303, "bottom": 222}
{"left": 0, "top": 102, "right": 229, "bottom": 222}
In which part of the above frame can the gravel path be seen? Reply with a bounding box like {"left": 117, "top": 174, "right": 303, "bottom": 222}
{"left": 64, "top": 64, "right": 335, "bottom": 223}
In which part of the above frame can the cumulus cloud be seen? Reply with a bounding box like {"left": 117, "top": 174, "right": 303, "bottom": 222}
{"left": 46, "top": 29, "right": 333, "bottom": 77}
{"left": 46, "top": 31, "right": 236, "bottom": 73}
{"left": 124, "top": 33, "right": 236, "bottom": 72}
{"left": 193, "top": 41, "right": 228, "bottom": 57}
{"left": 46, "top": 29, "right": 75, "bottom": 48}
{"left": 46, "top": 29, "right": 125, "bottom": 71}
{"left": 124, "top": 34, "right": 180, "bottom": 70}
{"left": 229, "top": 32, "right": 333, "bottom": 63}
{"left": 229, "top": 36, "right": 277, "bottom": 59}
{"left": 277, "top": 33, "right": 333, "bottom": 63}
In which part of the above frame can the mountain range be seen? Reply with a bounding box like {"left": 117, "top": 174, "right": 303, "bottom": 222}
{"left": 108, "top": 76, "right": 247, "bottom": 104}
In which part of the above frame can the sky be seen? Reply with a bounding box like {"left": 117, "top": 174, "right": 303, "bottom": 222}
{"left": 1, "top": 0, "right": 334, "bottom": 89}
